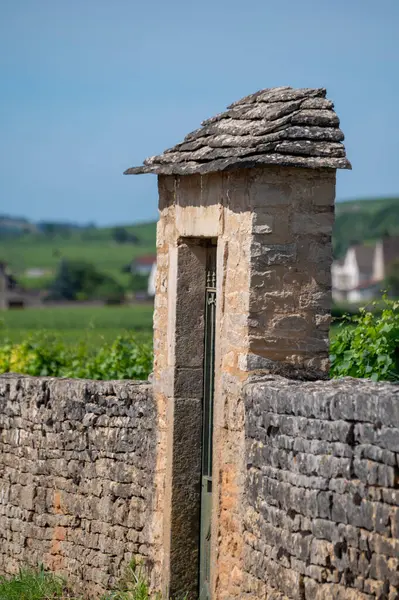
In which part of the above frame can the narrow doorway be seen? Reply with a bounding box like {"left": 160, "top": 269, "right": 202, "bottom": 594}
{"left": 199, "top": 243, "right": 217, "bottom": 600}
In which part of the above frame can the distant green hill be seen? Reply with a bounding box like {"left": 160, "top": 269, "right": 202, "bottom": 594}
{"left": 334, "top": 197, "right": 399, "bottom": 258}
{"left": 1, "top": 196, "right": 398, "bottom": 290}
{"left": 0, "top": 221, "right": 157, "bottom": 291}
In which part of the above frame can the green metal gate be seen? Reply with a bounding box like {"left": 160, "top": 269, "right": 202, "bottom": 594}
{"left": 199, "top": 245, "right": 217, "bottom": 600}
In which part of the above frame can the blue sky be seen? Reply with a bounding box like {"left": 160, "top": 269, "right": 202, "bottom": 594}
{"left": 0, "top": 0, "right": 398, "bottom": 226}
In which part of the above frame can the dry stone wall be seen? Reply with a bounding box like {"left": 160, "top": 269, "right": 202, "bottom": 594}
{"left": 244, "top": 376, "right": 399, "bottom": 600}
{"left": 1, "top": 371, "right": 398, "bottom": 599}
{"left": 0, "top": 374, "right": 156, "bottom": 598}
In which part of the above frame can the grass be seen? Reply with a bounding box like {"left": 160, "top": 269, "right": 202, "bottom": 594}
{"left": 100, "top": 561, "right": 155, "bottom": 600}
{"left": 0, "top": 305, "right": 154, "bottom": 347}
{"left": 0, "top": 566, "right": 76, "bottom": 600}
{"left": 0, "top": 303, "right": 352, "bottom": 347}
{"left": 0, "top": 561, "right": 184, "bottom": 600}
{"left": 0, "top": 222, "right": 157, "bottom": 291}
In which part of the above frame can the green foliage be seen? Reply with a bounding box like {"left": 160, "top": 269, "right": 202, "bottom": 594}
{"left": 37, "top": 222, "right": 75, "bottom": 239}
{"left": 0, "top": 305, "right": 153, "bottom": 334}
{"left": 0, "top": 333, "right": 153, "bottom": 380}
{"left": 0, "top": 305, "right": 154, "bottom": 347}
{"left": 330, "top": 296, "right": 399, "bottom": 381}
{"left": 130, "top": 273, "right": 149, "bottom": 293}
{"left": 100, "top": 560, "right": 156, "bottom": 600}
{"left": 0, "top": 565, "right": 76, "bottom": 600}
{"left": 48, "top": 260, "right": 125, "bottom": 303}
{"left": 0, "top": 305, "right": 154, "bottom": 380}
{"left": 331, "top": 302, "right": 360, "bottom": 320}
{"left": 0, "top": 562, "right": 185, "bottom": 600}
{"left": 18, "top": 274, "right": 54, "bottom": 291}
{"left": 0, "top": 221, "right": 156, "bottom": 294}
{"left": 112, "top": 227, "right": 139, "bottom": 245}
{"left": 94, "top": 279, "right": 125, "bottom": 305}
{"left": 331, "top": 298, "right": 395, "bottom": 321}
{"left": 0, "top": 305, "right": 154, "bottom": 349}
{"left": 100, "top": 559, "right": 187, "bottom": 600}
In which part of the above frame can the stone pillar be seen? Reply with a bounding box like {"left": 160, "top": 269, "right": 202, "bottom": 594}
{"left": 150, "top": 165, "right": 336, "bottom": 599}
{"left": 246, "top": 166, "right": 335, "bottom": 376}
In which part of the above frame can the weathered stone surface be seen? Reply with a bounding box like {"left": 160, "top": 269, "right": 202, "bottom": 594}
{"left": 125, "top": 86, "right": 350, "bottom": 175}
{"left": 285, "top": 125, "right": 345, "bottom": 142}
{"left": 276, "top": 140, "right": 345, "bottom": 158}
{"left": 231, "top": 87, "right": 327, "bottom": 107}
{"left": 2, "top": 369, "right": 397, "bottom": 600}
{"left": 154, "top": 170, "right": 254, "bottom": 599}
{"left": 251, "top": 242, "right": 297, "bottom": 267}
{"left": 0, "top": 374, "right": 155, "bottom": 598}
{"left": 229, "top": 100, "right": 303, "bottom": 122}
{"left": 127, "top": 151, "right": 350, "bottom": 175}
{"left": 291, "top": 109, "right": 340, "bottom": 127}
{"left": 244, "top": 376, "right": 399, "bottom": 599}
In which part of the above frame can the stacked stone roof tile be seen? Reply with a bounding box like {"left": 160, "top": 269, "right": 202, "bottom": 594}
{"left": 125, "top": 86, "right": 351, "bottom": 176}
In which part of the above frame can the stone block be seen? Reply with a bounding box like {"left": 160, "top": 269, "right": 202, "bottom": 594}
{"left": 173, "top": 367, "right": 203, "bottom": 398}
{"left": 251, "top": 241, "right": 297, "bottom": 268}
{"left": 249, "top": 181, "right": 293, "bottom": 208}
{"left": 310, "top": 178, "right": 336, "bottom": 206}
{"left": 291, "top": 211, "right": 334, "bottom": 235}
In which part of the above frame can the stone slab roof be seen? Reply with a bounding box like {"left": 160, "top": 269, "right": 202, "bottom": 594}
{"left": 125, "top": 87, "right": 351, "bottom": 176}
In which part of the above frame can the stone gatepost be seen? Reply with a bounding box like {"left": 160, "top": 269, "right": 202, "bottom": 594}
{"left": 125, "top": 87, "right": 350, "bottom": 600}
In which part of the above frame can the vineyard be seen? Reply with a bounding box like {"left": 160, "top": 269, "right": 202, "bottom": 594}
{"left": 0, "top": 304, "right": 153, "bottom": 345}
{"left": 0, "top": 305, "right": 154, "bottom": 380}
{"left": 0, "top": 299, "right": 398, "bottom": 382}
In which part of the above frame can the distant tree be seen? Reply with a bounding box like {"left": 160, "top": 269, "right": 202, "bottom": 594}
{"left": 95, "top": 278, "right": 125, "bottom": 304}
{"left": 130, "top": 273, "right": 148, "bottom": 293}
{"left": 130, "top": 233, "right": 139, "bottom": 244}
{"left": 333, "top": 200, "right": 399, "bottom": 260}
{"left": 48, "top": 259, "right": 124, "bottom": 303}
{"left": 112, "top": 227, "right": 139, "bottom": 245}
{"left": 112, "top": 227, "right": 130, "bottom": 244}
{"left": 38, "top": 222, "right": 56, "bottom": 236}
{"left": 48, "top": 259, "right": 76, "bottom": 300}
{"left": 38, "top": 222, "right": 74, "bottom": 238}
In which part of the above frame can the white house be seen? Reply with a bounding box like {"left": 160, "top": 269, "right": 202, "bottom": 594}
{"left": 131, "top": 254, "right": 157, "bottom": 276}
{"left": 332, "top": 237, "right": 399, "bottom": 303}
{"left": 332, "top": 244, "right": 375, "bottom": 301}
{"left": 147, "top": 261, "right": 156, "bottom": 298}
